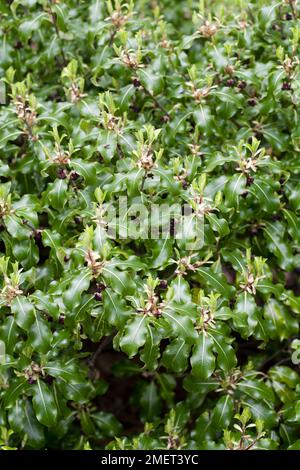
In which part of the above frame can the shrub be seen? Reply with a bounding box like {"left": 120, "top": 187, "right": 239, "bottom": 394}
{"left": 0, "top": 0, "right": 300, "bottom": 451}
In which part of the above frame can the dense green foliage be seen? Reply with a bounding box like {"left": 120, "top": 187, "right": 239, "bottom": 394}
{"left": 0, "top": 0, "right": 300, "bottom": 450}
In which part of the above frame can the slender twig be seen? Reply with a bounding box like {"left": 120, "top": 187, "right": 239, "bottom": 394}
{"left": 89, "top": 334, "right": 114, "bottom": 367}
{"left": 140, "top": 171, "right": 147, "bottom": 191}
{"left": 288, "top": 0, "right": 297, "bottom": 19}
{"left": 24, "top": 120, "right": 34, "bottom": 140}
{"left": 141, "top": 85, "right": 169, "bottom": 116}
{"left": 243, "top": 435, "right": 263, "bottom": 451}
{"left": 258, "top": 347, "right": 290, "bottom": 370}
{"left": 48, "top": 1, "right": 66, "bottom": 67}
{"left": 109, "top": 29, "right": 117, "bottom": 46}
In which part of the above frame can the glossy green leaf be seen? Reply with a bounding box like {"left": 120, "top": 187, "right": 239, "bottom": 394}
{"left": 32, "top": 380, "right": 58, "bottom": 427}
{"left": 119, "top": 315, "right": 149, "bottom": 358}
{"left": 10, "top": 296, "right": 35, "bottom": 331}
{"left": 190, "top": 333, "right": 215, "bottom": 379}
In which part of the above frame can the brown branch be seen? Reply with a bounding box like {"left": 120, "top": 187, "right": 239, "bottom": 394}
{"left": 243, "top": 435, "right": 263, "bottom": 451}
{"left": 48, "top": 1, "right": 67, "bottom": 67}
{"left": 109, "top": 29, "right": 117, "bottom": 46}
{"left": 288, "top": 0, "right": 297, "bottom": 19}
{"left": 141, "top": 84, "right": 169, "bottom": 116}
{"left": 89, "top": 334, "right": 114, "bottom": 367}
